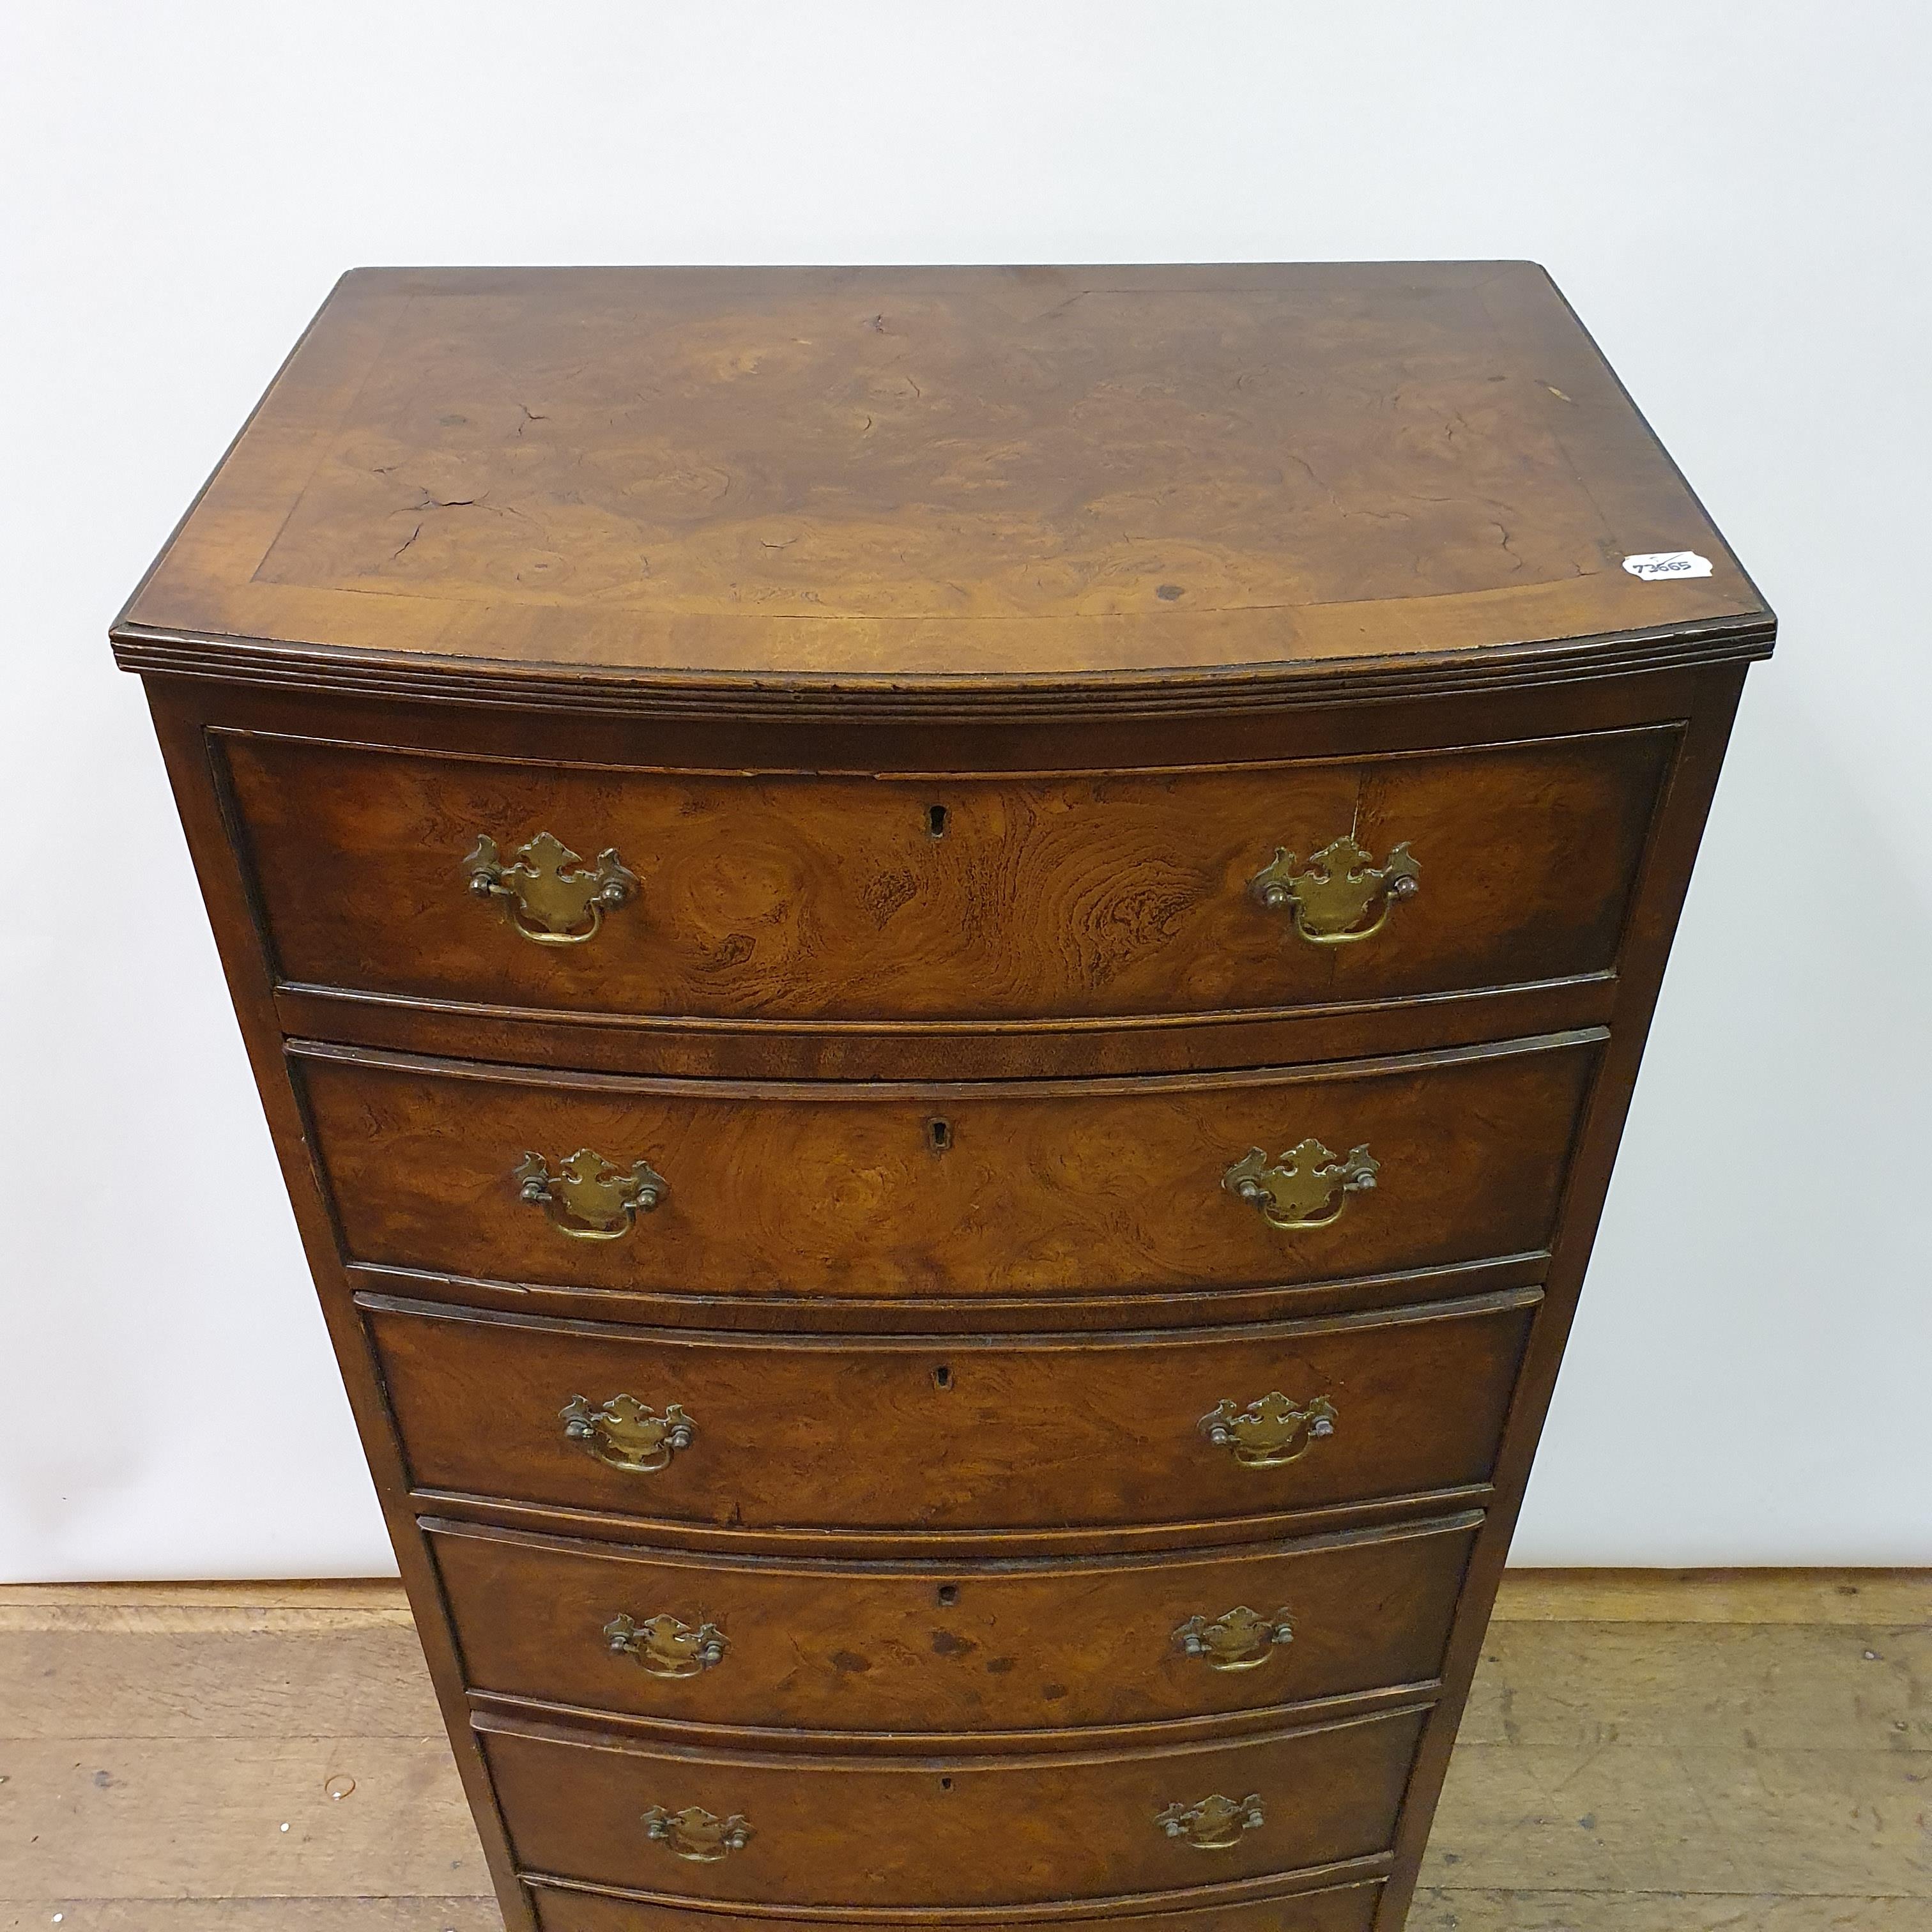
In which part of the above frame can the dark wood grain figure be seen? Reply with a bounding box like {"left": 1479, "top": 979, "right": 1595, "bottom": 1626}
{"left": 114, "top": 263, "right": 1772, "bottom": 1931}
{"left": 222, "top": 728, "right": 1673, "bottom": 1023}
{"left": 295, "top": 1036, "right": 1597, "bottom": 1300}
{"left": 526, "top": 1885, "right": 1388, "bottom": 1932}
{"left": 365, "top": 1290, "right": 1537, "bottom": 1541}
{"left": 429, "top": 1513, "right": 1479, "bottom": 1744}
{"left": 476, "top": 1706, "right": 1427, "bottom": 1910}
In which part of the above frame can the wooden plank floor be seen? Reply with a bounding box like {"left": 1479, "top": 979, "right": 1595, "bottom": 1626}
{"left": 0, "top": 1572, "right": 1924, "bottom": 1930}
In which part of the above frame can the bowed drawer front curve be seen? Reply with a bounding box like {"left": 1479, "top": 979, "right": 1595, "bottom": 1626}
{"left": 220, "top": 726, "right": 1676, "bottom": 1029}
{"left": 477, "top": 1703, "right": 1427, "bottom": 1908}
{"left": 427, "top": 1512, "right": 1480, "bottom": 1735}
{"left": 293, "top": 1033, "right": 1600, "bottom": 1303}
{"left": 523, "top": 1881, "right": 1388, "bottom": 1932}
{"left": 365, "top": 1289, "right": 1537, "bottom": 1536}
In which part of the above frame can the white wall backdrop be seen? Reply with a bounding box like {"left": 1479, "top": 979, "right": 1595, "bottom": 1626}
{"left": 3, "top": 1, "right": 1928, "bottom": 1579}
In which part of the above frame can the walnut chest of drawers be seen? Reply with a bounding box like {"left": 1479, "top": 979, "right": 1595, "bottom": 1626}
{"left": 114, "top": 263, "right": 1774, "bottom": 1932}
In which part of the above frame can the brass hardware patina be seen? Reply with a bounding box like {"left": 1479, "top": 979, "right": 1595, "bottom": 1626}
{"left": 1200, "top": 1393, "right": 1338, "bottom": 1469}
{"left": 463, "top": 830, "right": 639, "bottom": 944}
{"left": 560, "top": 1394, "right": 694, "bottom": 1473}
{"left": 1172, "top": 1605, "right": 1296, "bottom": 1671}
{"left": 1154, "top": 1791, "right": 1266, "bottom": 1850}
{"left": 1225, "top": 1139, "right": 1377, "bottom": 1230}
{"left": 516, "top": 1147, "right": 667, "bottom": 1240}
{"left": 1250, "top": 834, "right": 1419, "bottom": 944}
{"left": 640, "top": 1804, "right": 753, "bottom": 1862}
{"left": 605, "top": 1612, "right": 728, "bottom": 1679}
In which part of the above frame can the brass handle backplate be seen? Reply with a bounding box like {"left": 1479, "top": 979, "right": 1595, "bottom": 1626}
{"left": 606, "top": 1612, "right": 728, "bottom": 1679}
{"left": 1200, "top": 1393, "right": 1338, "bottom": 1469}
{"left": 562, "top": 1394, "right": 694, "bottom": 1473}
{"left": 517, "top": 1146, "right": 667, "bottom": 1240}
{"left": 464, "top": 830, "right": 639, "bottom": 944}
{"left": 1225, "top": 1139, "right": 1377, "bottom": 1230}
{"left": 641, "top": 1804, "right": 753, "bottom": 1862}
{"left": 1155, "top": 1791, "right": 1266, "bottom": 1850}
{"left": 1250, "top": 835, "right": 1418, "bottom": 944}
{"left": 1172, "top": 1606, "right": 1295, "bottom": 1671}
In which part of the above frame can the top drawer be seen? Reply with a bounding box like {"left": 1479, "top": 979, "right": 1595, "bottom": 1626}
{"left": 220, "top": 727, "right": 1675, "bottom": 1027}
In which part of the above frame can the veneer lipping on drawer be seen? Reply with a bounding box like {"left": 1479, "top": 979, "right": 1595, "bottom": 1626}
{"left": 523, "top": 1871, "right": 1388, "bottom": 1931}
{"left": 364, "top": 1289, "right": 1540, "bottom": 1542}
{"left": 218, "top": 725, "right": 1675, "bottom": 1026}
{"left": 295, "top": 1033, "right": 1602, "bottom": 1303}
{"left": 475, "top": 1704, "right": 1428, "bottom": 1911}
{"left": 430, "top": 1510, "right": 1482, "bottom": 1747}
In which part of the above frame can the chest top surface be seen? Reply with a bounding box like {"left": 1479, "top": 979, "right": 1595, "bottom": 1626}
{"left": 116, "top": 262, "right": 1769, "bottom": 713}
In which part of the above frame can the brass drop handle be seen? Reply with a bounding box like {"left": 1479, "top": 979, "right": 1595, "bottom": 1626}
{"left": 1250, "top": 835, "right": 1418, "bottom": 944}
{"left": 1225, "top": 1140, "right": 1377, "bottom": 1230}
{"left": 517, "top": 1147, "right": 667, "bottom": 1241}
{"left": 641, "top": 1804, "right": 753, "bottom": 1862}
{"left": 1200, "top": 1393, "right": 1337, "bottom": 1469}
{"left": 1172, "top": 1606, "right": 1295, "bottom": 1671}
{"left": 1155, "top": 1792, "right": 1266, "bottom": 1850}
{"left": 464, "top": 831, "right": 639, "bottom": 945}
{"left": 606, "top": 1612, "right": 728, "bottom": 1679}
{"left": 561, "top": 1394, "right": 694, "bottom": 1473}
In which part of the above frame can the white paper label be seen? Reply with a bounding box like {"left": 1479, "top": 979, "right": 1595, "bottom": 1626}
{"left": 1622, "top": 550, "right": 1712, "bottom": 581}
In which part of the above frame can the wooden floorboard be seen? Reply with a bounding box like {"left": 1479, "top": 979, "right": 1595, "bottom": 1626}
{"left": 0, "top": 1571, "right": 1924, "bottom": 1929}
{"left": 0, "top": 1908, "right": 503, "bottom": 1930}
{"left": 1405, "top": 1896, "right": 1922, "bottom": 1931}
{"left": 1483, "top": 1568, "right": 1931, "bottom": 1627}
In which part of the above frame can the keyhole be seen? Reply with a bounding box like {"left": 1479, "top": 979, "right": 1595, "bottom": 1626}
{"left": 933, "top": 1364, "right": 953, "bottom": 1391}
{"left": 926, "top": 803, "right": 948, "bottom": 838}
{"left": 937, "top": 1584, "right": 959, "bottom": 1606}
{"left": 928, "top": 1119, "right": 951, "bottom": 1153}
{"left": 939, "top": 1777, "right": 954, "bottom": 1791}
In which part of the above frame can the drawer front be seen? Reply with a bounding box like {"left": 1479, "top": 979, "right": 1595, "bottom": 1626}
{"left": 224, "top": 727, "right": 1673, "bottom": 1024}
{"left": 370, "top": 1292, "right": 1536, "bottom": 1536}
{"left": 302, "top": 1035, "right": 1596, "bottom": 1300}
{"left": 433, "top": 1514, "right": 1476, "bottom": 1738}
{"left": 480, "top": 1708, "right": 1425, "bottom": 1908}
{"left": 528, "top": 1876, "right": 1383, "bottom": 1931}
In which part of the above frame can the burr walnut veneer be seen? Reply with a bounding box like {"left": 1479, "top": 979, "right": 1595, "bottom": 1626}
{"left": 115, "top": 264, "right": 1772, "bottom": 1932}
